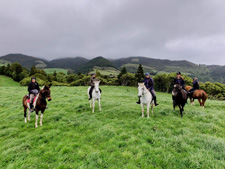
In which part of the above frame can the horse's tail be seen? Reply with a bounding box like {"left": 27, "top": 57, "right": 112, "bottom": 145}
{"left": 202, "top": 91, "right": 208, "bottom": 102}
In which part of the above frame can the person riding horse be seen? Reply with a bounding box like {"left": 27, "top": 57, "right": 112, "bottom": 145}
{"left": 173, "top": 72, "right": 187, "bottom": 104}
{"left": 89, "top": 73, "right": 101, "bottom": 100}
{"left": 136, "top": 72, "right": 159, "bottom": 106}
{"left": 188, "top": 77, "right": 199, "bottom": 96}
{"left": 28, "top": 77, "right": 40, "bottom": 111}
{"left": 174, "top": 72, "right": 185, "bottom": 89}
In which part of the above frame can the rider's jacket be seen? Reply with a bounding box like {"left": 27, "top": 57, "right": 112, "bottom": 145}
{"left": 28, "top": 82, "right": 40, "bottom": 94}
{"left": 174, "top": 78, "right": 185, "bottom": 88}
{"left": 89, "top": 77, "right": 99, "bottom": 87}
{"left": 143, "top": 77, "right": 154, "bottom": 90}
{"left": 193, "top": 81, "right": 199, "bottom": 89}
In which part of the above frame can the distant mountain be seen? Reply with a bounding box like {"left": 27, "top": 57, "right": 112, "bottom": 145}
{"left": 78, "top": 56, "right": 116, "bottom": 73}
{"left": 0, "top": 53, "right": 224, "bottom": 83}
{"left": 0, "top": 54, "right": 48, "bottom": 69}
{"left": 48, "top": 57, "right": 88, "bottom": 73}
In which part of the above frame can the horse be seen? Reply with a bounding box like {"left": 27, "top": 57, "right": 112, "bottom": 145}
{"left": 23, "top": 85, "right": 52, "bottom": 128}
{"left": 185, "top": 85, "right": 208, "bottom": 108}
{"left": 172, "top": 84, "right": 187, "bottom": 117}
{"left": 87, "top": 81, "right": 101, "bottom": 113}
{"left": 138, "top": 83, "right": 154, "bottom": 118}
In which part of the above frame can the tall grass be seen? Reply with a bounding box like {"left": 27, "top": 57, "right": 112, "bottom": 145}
{"left": 0, "top": 80, "right": 224, "bottom": 168}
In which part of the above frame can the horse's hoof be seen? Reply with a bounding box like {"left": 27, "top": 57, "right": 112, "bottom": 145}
{"left": 147, "top": 116, "right": 149, "bottom": 118}
{"left": 25, "top": 119, "right": 27, "bottom": 123}
{"left": 35, "top": 125, "right": 38, "bottom": 128}
{"left": 40, "top": 123, "right": 42, "bottom": 126}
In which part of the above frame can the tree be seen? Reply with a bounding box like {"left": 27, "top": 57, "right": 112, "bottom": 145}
{"left": 120, "top": 73, "right": 136, "bottom": 86}
{"left": 135, "top": 64, "right": 144, "bottom": 82}
{"left": 29, "top": 65, "right": 37, "bottom": 76}
{"left": 118, "top": 66, "right": 127, "bottom": 79}
{"left": 96, "top": 69, "right": 101, "bottom": 77}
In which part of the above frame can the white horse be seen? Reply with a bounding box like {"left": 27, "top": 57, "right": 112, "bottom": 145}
{"left": 138, "top": 83, "right": 154, "bottom": 118}
{"left": 87, "top": 81, "right": 101, "bottom": 113}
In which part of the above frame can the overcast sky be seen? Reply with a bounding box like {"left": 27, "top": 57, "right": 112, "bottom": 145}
{"left": 0, "top": 0, "right": 225, "bottom": 65}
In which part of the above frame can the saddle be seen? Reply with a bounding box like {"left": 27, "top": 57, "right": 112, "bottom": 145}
{"left": 27, "top": 95, "right": 37, "bottom": 104}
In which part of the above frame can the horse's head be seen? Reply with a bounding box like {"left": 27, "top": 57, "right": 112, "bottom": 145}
{"left": 94, "top": 80, "right": 100, "bottom": 93}
{"left": 41, "top": 84, "right": 52, "bottom": 101}
{"left": 138, "top": 83, "right": 145, "bottom": 97}
{"left": 172, "top": 84, "right": 182, "bottom": 96}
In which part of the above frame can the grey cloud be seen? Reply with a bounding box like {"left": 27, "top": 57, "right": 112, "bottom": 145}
{"left": 0, "top": 0, "right": 225, "bottom": 65}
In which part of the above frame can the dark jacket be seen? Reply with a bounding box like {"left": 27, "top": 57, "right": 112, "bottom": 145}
{"left": 193, "top": 81, "right": 199, "bottom": 89}
{"left": 143, "top": 77, "right": 154, "bottom": 90}
{"left": 28, "top": 82, "right": 40, "bottom": 94}
{"left": 89, "top": 77, "right": 99, "bottom": 86}
{"left": 174, "top": 78, "right": 185, "bottom": 88}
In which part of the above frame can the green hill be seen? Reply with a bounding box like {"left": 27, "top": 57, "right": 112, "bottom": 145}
{"left": 0, "top": 54, "right": 48, "bottom": 69}
{"left": 48, "top": 57, "right": 88, "bottom": 73}
{"left": 0, "top": 75, "right": 19, "bottom": 86}
{"left": 79, "top": 56, "right": 117, "bottom": 73}
{"left": 43, "top": 68, "right": 68, "bottom": 74}
{"left": 1, "top": 54, "right": 225, "bottom": 83}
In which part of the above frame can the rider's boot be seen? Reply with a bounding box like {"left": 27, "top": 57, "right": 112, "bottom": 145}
{"left": 136, "top": 98, "right": 141, "bottom": 104}
{"left": 154, "top": 97, "right": 159, "bottom": 106}
{"left": 30, "top": 103, "right": 34, "bottom": 112}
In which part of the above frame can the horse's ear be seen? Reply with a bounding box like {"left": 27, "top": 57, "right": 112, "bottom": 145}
{"left": 49, "top": 84, "right": 52, "bottom": 88}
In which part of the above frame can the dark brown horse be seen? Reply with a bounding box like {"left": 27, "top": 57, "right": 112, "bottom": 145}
{"left": 172, "top": 84, "right": 188, "bottom": 117}
{"left": 185, "top": 85, "right": 208, "bottom": 108}
{"left": 23, "top": 85, "right": 52, "bottom": 128}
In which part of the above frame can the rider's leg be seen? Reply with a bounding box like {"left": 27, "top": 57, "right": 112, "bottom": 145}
{"left": 30, "top": 94, "right": 34, "bottom": 110}
{"left": 89, "top": 86, "right": 94, "bottom": 100}
{"left": 150, "top": 89, "right": 159, "bottom": 106}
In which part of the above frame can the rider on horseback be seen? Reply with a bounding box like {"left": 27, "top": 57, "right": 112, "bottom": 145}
{"left": 89, "top": 73, "right": 101, "bottom": 100}
{"left": 28, "top": 77, "right": 40, "bottom": 111}
{"left": 188, "top": 77, "right": 199, "bottom": 96}
{"left": 173, "top": 72, "right": 187, "bottom": 103}
{"left": 174, "top": 72, "right": 185, "bottom": 89}
{"left": 136, "top": 72, "right": 159, "bottom": 106}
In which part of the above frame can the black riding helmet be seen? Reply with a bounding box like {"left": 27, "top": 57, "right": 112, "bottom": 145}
{"left": 31, "top": 77, "right": 36, "bottom": 81}
{"left": 177, "top": 71, "right": 181, "bottom": 75}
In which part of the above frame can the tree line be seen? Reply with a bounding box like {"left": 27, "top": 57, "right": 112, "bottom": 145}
{"left": 0, "top": 63, "right": 224, "bottom": 100}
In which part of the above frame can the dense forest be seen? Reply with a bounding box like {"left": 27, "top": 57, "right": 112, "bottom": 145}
{"left": 0, "top": 63, "right": 224, "bottom": 100}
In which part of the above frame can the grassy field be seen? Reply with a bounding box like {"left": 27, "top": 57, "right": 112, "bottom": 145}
{"left": 0, "top": 76, "right": 224, "bottom": 168}
{"left": 90, "top": 66, "right": 120, "bottom": 76}
{"left": 44, "top": 68, "right": 68, "bottom": 74}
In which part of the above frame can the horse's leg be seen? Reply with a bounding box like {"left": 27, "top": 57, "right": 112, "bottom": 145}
{"left": 179, "top": 105, "right": 183, "bottom": 117}
{"left": 24, "top": 106, "right": 27, "bottom": 123}
{"left": 40, "top": 109, "right": 45, "bottom": 126}
{"left": 198, "top": 98, "right": 202, "bottom": 107}
{"left": 151, "top": 103, "right": 154, "bottom": 116}
{"left": 141, "top": 103, "right": 144, "bottom": 117}
{"left": 202, "top": 98, "right": 206, "bottom": 109}
{"left": 89, "top": 99, "right": 92, "bottom": 108}
{"left": 98, "top": 97, "right": 101, "bottom": 111}
{"left": 35, "top": 110, "right": 39, "bottom": 128}
{"left": 147, "top": 103, "right": 150, "bottom": 118}
{"left": 92, "top": 98, "right": 95, "bottom": 113}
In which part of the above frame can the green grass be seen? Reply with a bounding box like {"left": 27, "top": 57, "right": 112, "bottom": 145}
{"left": 0, "top": 77, "right": 224, "bottom": 168}
{"left": 44, "top": 68, "right": 68, "bottom": 74}
{"left": 0, "top": 75, "right": 20, "bottom": 87}
{"left": 90, "top": 66, "right": 120, "bottom": 76}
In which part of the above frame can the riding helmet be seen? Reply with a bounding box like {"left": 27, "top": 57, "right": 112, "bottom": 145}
{"left": 91, "top": 73, "right": 96, "bottom": 76}
{"left": 177, "top": 71, "right": 181, "bottom": 75}
{"left": 145, "top": 72, "right": 150, "bottom": 76}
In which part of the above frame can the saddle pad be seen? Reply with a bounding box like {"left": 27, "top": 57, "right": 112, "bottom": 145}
{"left": 27, "top": 96, "right": 37, "bottom": 104}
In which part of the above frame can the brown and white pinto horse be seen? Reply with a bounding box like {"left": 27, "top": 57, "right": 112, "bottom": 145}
{"left": 185, "top": 85, "right": 208, "bottom": 108}
{"left": 23, "top": 85, "right": 52, "bottom": 128}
